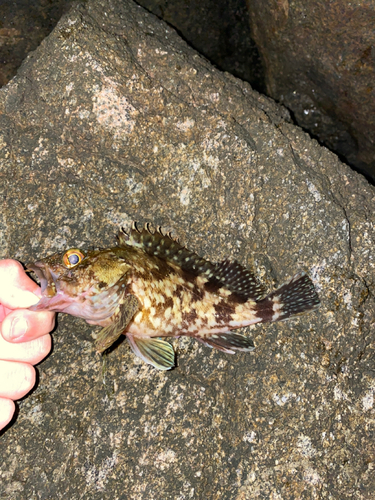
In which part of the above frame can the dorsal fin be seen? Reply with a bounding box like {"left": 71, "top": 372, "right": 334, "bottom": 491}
{"left": 117, "top": 223, "right": 265, "bottom": 301}
{"left": 118, "top": 223, "right": 217, "bottom": 277}
{"left": 209, "top": 260, "right": 266, "bottom": 301}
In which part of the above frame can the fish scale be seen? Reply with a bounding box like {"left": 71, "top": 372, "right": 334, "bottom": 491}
{"left": 28, "top": 223, "right": 320, "bottom": 370}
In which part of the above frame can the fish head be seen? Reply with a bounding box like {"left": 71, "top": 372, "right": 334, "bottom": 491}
{"left": 27, "top": 247, "right": 132, "bottom": 321}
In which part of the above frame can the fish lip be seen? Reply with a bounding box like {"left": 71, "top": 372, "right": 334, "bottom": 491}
{"left": 27, "top": 261, "right": 58, "bottom": 297}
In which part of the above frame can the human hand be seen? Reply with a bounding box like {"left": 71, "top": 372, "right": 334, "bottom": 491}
{"left": 0, "top": 259, "right": 55, "bottom": 431}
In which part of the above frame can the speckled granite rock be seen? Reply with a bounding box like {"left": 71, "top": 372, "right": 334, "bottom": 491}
{"left": 0, "top": 0, "right": 374, "bottom": 498}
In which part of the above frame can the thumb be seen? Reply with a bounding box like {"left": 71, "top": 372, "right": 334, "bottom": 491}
{"left": 0, "top": 260, "right": 41, "bottom": 309}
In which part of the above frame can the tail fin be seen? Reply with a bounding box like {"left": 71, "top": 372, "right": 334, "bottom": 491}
{"left": 255, "top": 272, "right": 320, "bottom": 323}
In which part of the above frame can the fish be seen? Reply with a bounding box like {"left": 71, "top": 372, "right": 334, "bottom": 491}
{"left": 27, "top": 223, "right": 320, "bottom": 370}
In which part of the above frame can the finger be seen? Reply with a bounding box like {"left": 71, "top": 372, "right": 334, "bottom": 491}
{"left": 0, "top": 260, "right": 41, "bottom": 309}
{"left": 0, "top": 333, "right": 51, "bottom": 364}
{"left": 0, "top": 360, "right": 36, "bottom": 399}
{"left": 1, "top": 309, "right": 55, "bottom": 343}
{"left": 0, "top": 397, "right": 15, "bottom": 431}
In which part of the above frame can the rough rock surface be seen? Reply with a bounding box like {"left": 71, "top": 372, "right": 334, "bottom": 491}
{"left": 0, "top": 0, "right": 374, "bottom": 498}
{"left": 247, "top": 0, "right": 375, "bottom": 183}
{"left": 0, "top": 0, "right": 75, "bottom": 87}
{"left": 138, "top": 0, "right": 264, "bottom": 91}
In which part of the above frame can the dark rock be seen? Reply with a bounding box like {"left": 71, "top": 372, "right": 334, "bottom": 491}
{"left": 138, "top": 0, "right": 265, "bottom": 91}
{"left": 0, "top": 0, "right": 75, "bottom": 87}
{"left": 0, "top": 0, "right": 374, "bottom": 498}
{"left": 248, "top": 0, "right": 375, "bottom": 183}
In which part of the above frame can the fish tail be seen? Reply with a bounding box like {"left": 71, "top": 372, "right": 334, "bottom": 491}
{"left": 255, "top": 272, "right": 320, "bottom": 322}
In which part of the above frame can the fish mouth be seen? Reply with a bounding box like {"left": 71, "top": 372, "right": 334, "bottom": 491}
{"left": 27, "top": 261, "right": 59, "bottom": 298}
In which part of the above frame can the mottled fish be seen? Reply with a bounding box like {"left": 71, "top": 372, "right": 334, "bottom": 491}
{"left": 27, "top": 223, "right": 320, "bottom": 370}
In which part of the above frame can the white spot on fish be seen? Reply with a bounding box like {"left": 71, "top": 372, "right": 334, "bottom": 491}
{"left": 143, "top": 296, "right": 151, "bottom": 309}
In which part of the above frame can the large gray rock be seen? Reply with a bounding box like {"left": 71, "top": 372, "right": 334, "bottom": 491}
{"left": 0, "top": 0, "right": 374, "bottom": 498}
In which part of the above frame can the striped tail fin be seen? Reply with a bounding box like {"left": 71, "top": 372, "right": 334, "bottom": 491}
{"left": 255, "top": 272, "right": 320, "bottom": 323}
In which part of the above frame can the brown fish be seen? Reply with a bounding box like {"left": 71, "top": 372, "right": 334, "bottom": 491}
{"left": 27, "top": 223, "right": 320, "bottom": 370}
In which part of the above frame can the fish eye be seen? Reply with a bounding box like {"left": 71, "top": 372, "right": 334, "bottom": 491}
{"left": 62, "top": 249, "right": 85, "bottom": 268}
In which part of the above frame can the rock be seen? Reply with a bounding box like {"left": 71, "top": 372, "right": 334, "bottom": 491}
{"left": 248, "top": 0, "right": 375, "bottom": 183}
{"left": 0, "top": 0, "right": 75, "bottom": 87}
{"left": 137, "top": 0, "right": 264, "bottom": 90}
{"left": 0, "top": 0, "right": 374, "bottom": 498}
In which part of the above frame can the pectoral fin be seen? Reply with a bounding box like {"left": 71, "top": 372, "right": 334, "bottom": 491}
{"left": 95, "top": 294, "right": 140, "bottom": 354}
{"left": 126, "top": 333, "right": 175, "bottom": 370}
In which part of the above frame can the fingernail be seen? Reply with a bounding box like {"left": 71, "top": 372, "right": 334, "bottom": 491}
{"left": 10, "top": 317, "right": 28, "bottom": 340}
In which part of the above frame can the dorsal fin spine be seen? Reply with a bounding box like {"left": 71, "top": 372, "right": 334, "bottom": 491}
{"left": 118, "top": 223, "right": 266, "bottom": 301}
